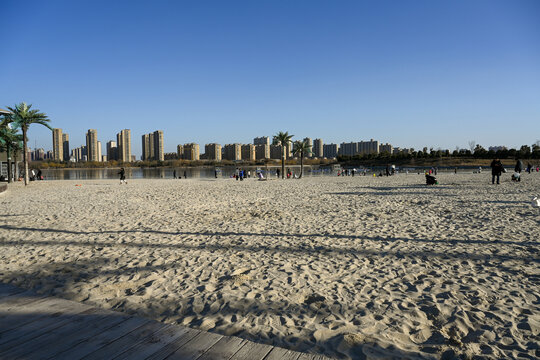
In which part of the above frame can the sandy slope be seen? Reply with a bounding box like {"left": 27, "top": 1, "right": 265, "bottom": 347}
{"left": 0, "top": 173, "right": 538, "bottom": 359}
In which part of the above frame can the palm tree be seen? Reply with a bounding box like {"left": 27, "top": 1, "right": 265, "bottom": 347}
{"left": 273, "top": 131, "right": 293, "bottom": 179}
{"left": 7, "top": 102, "right": 51, "bottom": 185}
{"left": 0, "top": 125, "right": 23, "bottom": 183}
{"left": 293, "top": 140, "right": 312, "bottom": 179}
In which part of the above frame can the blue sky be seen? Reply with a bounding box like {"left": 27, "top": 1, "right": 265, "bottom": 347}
{"left": 1, "top": 0, "right": 539, "bottom": 155}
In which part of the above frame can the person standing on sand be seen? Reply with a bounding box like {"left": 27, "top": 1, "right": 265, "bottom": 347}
{"left": 515, "top": 159, "right": 523, "bottom": 173}
{"left": 490, "top": 159, "right": 503, "bottom": 184}
{"left": 118, "top": 167, "right": 127, "bottom": 184}
{"left": 173, "top": 170, "right": 176, "bottom": 179}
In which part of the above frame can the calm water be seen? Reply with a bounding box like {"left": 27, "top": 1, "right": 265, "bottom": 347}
{"left": 39, "top": 165, "right": 479, "bottom": 180}
{"left": 41, "top": 166, "right": 334, "bottom": 180}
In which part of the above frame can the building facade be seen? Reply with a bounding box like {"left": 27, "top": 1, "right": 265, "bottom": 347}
{"left": 205, "top": 143, "right": 222, "bottom": 161}
{"left": 313, "top": 138, "right": 323, "bottom": 158}
{"left": 62, "top": 133, "right": 70, "bottom": 161}
{"left": 183, "top": 143, "right": 200, "bottom": 160}
{"left": 223, "top": 144, "right": 242, "bottom": 161}
{"left": 107, "top": 141, "right": 117, "bottom": 161}
{"left": 253, "top": 136, "right": 270, "bottom": 146}
{"left": 116, "top": 129, "right": 132, "bottom": 162}
{"left": 52, "top": 128, "right": 63, "bottom": 161}
{"left": 255, "top": 144, "right": 270, "bottom": 160}
{"left": 86, "top": 129, "right": 99, "bottom": 162}
{"left": 241, "top": 144, "right": 255, "bottom": 162}
{"left": 358, "top": 139, "right": 380, "bottom": 155}
{"left": 323, "top": 144, "right": 339, "bottom": 158}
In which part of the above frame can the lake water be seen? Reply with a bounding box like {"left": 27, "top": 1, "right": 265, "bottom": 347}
{"left": 38, "top": 165, "right": 481, "bottom": 180}
{"left": 41, "top": 166, "right": 336, "bottom": 180}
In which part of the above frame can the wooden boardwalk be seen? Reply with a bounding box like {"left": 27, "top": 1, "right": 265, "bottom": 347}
{"left": 0, "top": 283, "right": 331, "bottom": 360}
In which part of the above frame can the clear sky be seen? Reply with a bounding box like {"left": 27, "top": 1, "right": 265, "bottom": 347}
{"left": 1, "top": 0, "right": 539, "bottom": 156}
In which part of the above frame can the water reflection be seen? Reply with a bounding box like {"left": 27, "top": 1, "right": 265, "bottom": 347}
{"left": 41, "top": 166, "right": 332, "bottom": 180}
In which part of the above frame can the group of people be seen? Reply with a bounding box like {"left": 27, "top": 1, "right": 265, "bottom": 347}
{"left": 490, "top": 158, "right": 538, "bottom": 184}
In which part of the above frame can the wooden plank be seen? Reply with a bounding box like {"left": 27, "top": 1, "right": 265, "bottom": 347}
{"left": 264, "top": 347, "right": 302, "bottom": 360}
{"left": 0, "top": 307, "right": 100, "bottom": 348}
{"left": 32, "top": 313, "right": 129, "bottom": 360}
{"left": 165, "top": 331, "right": 223, "bottom": 360}
{"left": 81, "top": 320, "right": 164, "bottom": 360}
{"left": 53, "top": 315, "right": 149, "bottom": 360}
{"left": 0, "top": 308, "right": 122, "bottom": 359}
{"left": 0, "top": 296, "right": 93, "bottom": 335}
{"left": 229, "top": 340, "right": 273, "bottom": 360}
{"left": 195, "top": 336, "right": 247, "bottom": 360}
{"left": 112, "top": 324, "right": 192, "bottom": 360}
{"left": 144, "top": 327, "right": 201, "bottom": 360}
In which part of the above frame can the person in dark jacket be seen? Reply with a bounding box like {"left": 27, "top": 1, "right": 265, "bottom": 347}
{"left": 490, "top": 159, "right": 503, "bottom": 184}
{"left": 515, "top": 159, "right": 523, "bottom": 173}
{"left": 118, "top": 167, "right": 127, "bottom": 184}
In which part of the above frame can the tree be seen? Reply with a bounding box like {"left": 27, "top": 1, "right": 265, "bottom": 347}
{"left": 0, "top": 124, "right": 23, "bottom": 183}
{"left": 468, "top": 140, "right": 476, "bottom": 153}
{"left": 272, "top": 131, "right": 293, "bottom": 179}
{"left": 292, "top": 139, "right": 312, "bottom": 179}
{"left": 6, "top": 102, "right": 51, "bottom": 185}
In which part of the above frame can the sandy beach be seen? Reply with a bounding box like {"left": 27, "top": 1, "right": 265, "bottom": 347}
{"left": 0, "top": 173, "right": 538, "bottom": 359}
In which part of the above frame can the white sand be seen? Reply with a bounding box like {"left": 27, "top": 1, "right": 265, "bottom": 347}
{"left": 0, "top": 173, "right": 539, "bottom": 359}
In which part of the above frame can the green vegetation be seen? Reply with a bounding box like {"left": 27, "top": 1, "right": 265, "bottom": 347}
{"left": 273, "top": 131, "right": 294, "bottom": 179}
{"left": 6, "top": 103, "right": 51, "bottom": 185}
{"left": 293, "top": 139, "right": 312, "bottom": 178}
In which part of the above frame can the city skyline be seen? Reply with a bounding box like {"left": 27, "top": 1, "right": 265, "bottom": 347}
{"left": 1, "top": 1, "right": 539, "bottom": 153}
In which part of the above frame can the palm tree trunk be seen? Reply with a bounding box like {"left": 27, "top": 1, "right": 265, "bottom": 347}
{"left": 299, "top": 150, "right": 303, "bottom": 179}
{"left": 281, "top": 149, "right": 285, "bottom": 179}
{"left": 22, "top": 127, "right": 28, "bottom": 186}
{"left": 6, "top": 145, "right": 12, "bottom": 183}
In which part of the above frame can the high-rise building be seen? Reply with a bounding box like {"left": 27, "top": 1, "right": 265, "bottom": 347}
{"left": 302, "top": 137, "right": 313, "bottom": 157}
{"left": 142, "top": 134, "right": 150, "bottom": 160}
{"left": 223, "top": 144, "right": 242, "bottom": 161}
{"left": 255, "top": 144, "right": 270, "bottom": 160}
{"left": 86, "top": 129, "right": 99, "bottom": 161}
{"left": 254, "top": 136, "right": 270, "bottom": 146}
{"left": 117, "top": 129, "right": 132, "bottom": 162}
{"left": 52, "top": 128, "right": 63, "bottom": 161}
{"left": 177, "top": 144, "right": 184, "bottom": 159}
{"left": 183, "top": 143, "right": 200, "bottom": 160}
{"left": 339, "top": 142, "right": 358, "bottom": 156}
{"left": 241, "top": 144, "right": 256, "bottom": 162}
{"left": 358, "top": 139, "right": 380, "bottom": 155}
{"left": 270, "top": 144, "right": 282, "bottom": 159}
{"left": 153, "top": 130, "right": 164, "bottom": 161}
{"left": 62, "top": 133, "right": 70, "bottom": 161}
{"left": 97, "top": 141, "right": 102, "bottom": 161}
{"left": 285, "top": 140, "right": 293, "bottom": 159}
{"left": 313, "top": 138, "right": 323, "bottom": 158}
{"left": 379, "top": 143, "right": 393, "bottom": 154}
{"left": 205, "top": 143, "right": 222, "bottom": 161}
{"left": 107, "top": 141, "right": 117, "bottom": 161}
{"left": 323, "top": 144, "right": 339, "bottom": 158}
{"left": 142, "top": 130, "right": 164, "bottom": 161}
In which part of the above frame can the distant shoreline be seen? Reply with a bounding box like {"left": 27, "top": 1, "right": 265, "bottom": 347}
{"left": 29, "top": 156, "right": 539, "bottom": 170}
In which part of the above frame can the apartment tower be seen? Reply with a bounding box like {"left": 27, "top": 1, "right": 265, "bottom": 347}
{"left": 52, "top": 128, "right": 63, "bottom": 161}
{"left": 205, "top": 143, "right": 222, "bottom": 161}
{"left": 117, "top": 129, "right": 132, "bottom": 162}
{"left": 62, "top": 133, "right": 70, "bottom": 161}
{"left": 86, "top": 129, "right": 99, "bottom": 162}
{"left": 313, "top": 138, "right": 323, "bottom": 158}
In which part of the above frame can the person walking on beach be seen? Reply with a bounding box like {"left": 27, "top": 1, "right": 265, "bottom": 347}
{"left": 490, "top": 158, "right": 503, "bottom": 184}
{"left": 118, "top": 167, "right": 127, "bottom": 184}
{"left": 173, "top": 170, "right": 177, "bottom": 179}
{"left": 515, "top": 159, "right": 523, "bottom": 173}
{"left": 183, "top": 170, "right": 187, "bottom": 179}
